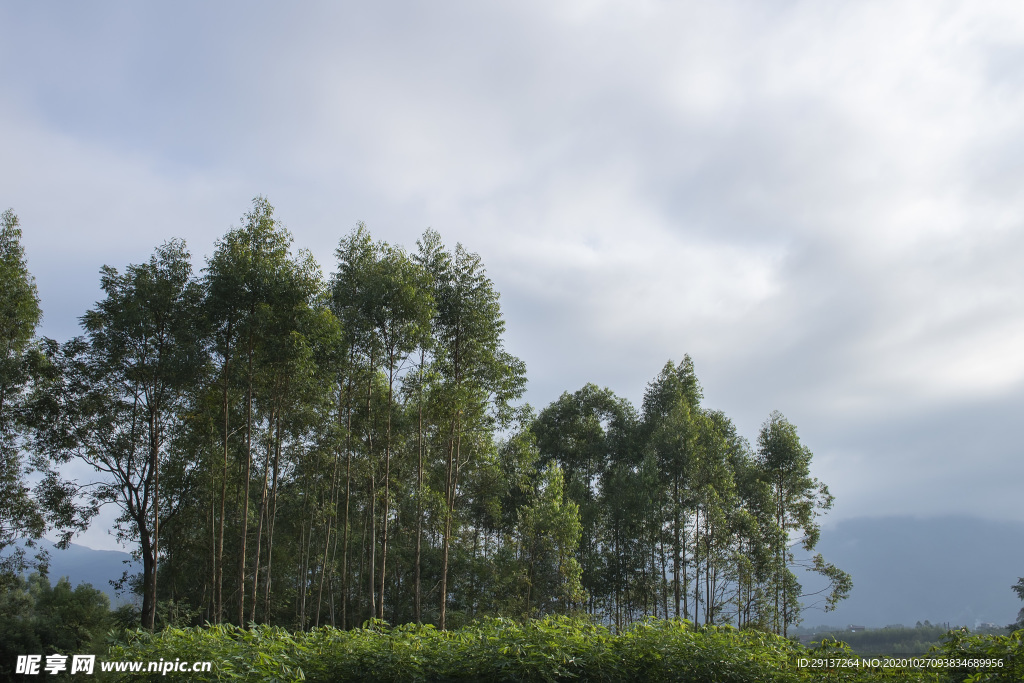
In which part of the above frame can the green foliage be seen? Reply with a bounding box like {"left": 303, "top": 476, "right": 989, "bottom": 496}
{"left": 0, "top": 208, "right": 48, "bottom": 580}
{"left": 102, "top": 617, "right": 1009, "bottom": 682}
{"left": 18, "top": 197, "right": 848, "bottom": 641}
{"left": 932, "top": 627, "right": 1024, "bottom": 683}
{"left": 0, "top": 573, "right": 111, "bottom": 679}
{"left": 506, "top": 462, "right": 587, "bottom": 618}
{"left": 756, "top": 410, "right": 848, "bottom": 634}
{"left": 30, "top": 238, "right": 205, "bottom": 629}
{"left": 1010, "top": 577, "right": 1024, "bottom": 630}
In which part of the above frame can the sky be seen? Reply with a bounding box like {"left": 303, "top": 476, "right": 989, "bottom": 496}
{"left": 3, "top": 1, "right": 1024, "bottom": 551}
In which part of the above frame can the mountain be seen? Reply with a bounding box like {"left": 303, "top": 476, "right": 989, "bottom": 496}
{"left": 18, "top": 540, "right": 138, "bottom": 605}
{"left": 798, "top": 515, "right": 1024, "bottom": 629}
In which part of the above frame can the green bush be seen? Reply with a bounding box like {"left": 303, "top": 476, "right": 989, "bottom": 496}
{"left": 100, "top": 618, "right": 1024, "bottom": 682}
{"left": 931, "top": 627, "right": 1024, "bottom": 683}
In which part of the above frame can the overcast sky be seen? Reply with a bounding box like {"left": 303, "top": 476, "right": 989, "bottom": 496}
{"left": 4, "top": 2, "right": 1024, "bottom": 551}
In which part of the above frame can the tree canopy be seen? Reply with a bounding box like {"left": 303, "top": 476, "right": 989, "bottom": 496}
{"left": 4, "top": 198, "right": 848, "bottom": 635}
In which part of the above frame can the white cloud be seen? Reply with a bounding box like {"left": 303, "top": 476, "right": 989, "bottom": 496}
{"left": 3, "top": 1, "right": 1024, "bottom": 533}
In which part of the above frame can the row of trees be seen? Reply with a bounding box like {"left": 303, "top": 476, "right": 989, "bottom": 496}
{"left": 532, "top": 363, "right": 850, "bottom": 635}
{"left": 2, "top": 198, "right": 848, "bottom": 636}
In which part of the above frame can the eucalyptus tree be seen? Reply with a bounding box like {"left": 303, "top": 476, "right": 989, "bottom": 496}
{"left": 353, "top": 240, "right": 433, "bottom": 621}
{"left": 511, "top": 461, "right": 585, "bottom": 617}
{"left": 0, "top": 209, "right": 50, "bottom": 580}
{"left": 204, "top": 196, "right": 310, "bottom": 624}
{"left": 755, "top": 410, "right": 849, "bottom": 635}
{"left": 414, "top": 229, "right": 526, "bottom": 629}
{"left": 32, "top": 240, "right": 204, "bottom": 629}
{"left": 641, "top": 359, "right": 702, "bottom": 621}
{"left": 331, "top": 224, "right": 392, "bottom": 622}
{"left": 600, "top": 451, "right": 656, "bottom": 628}
{"left": 533, "top": 384, "right": 633, "bottom": 616}
{"left": 706, "top": 409, "right": 774, "bottom": 629}
{"left": 688, "top": 410, "right": 738, "bottom": 624}
{"left": 246, "top": 246, "right": 334, "bottom": 624}
{"left": 0, "top": 210, "right": 39, "bottom": 428}
{"left": 329, "top": 225, "right": 378, "bottom": 625}
{"left": 401, "top": 336, "right": 440, "bottom": 624}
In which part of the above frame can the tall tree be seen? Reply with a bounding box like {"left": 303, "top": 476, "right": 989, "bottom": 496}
{"left": 204, "top": 196, "right": 313, "bottom": 625}
{"left": 372, "top": 246, "right": 433, "bottom": 620}
{"left": 533, "top": 383, "right": 633, "bottom": 616}
{"left": 415, "top": 230, "right": 526, "bottom": 629}
{"left": 0, "top": 209, "right": 48, "bottom": 580}
{"left": 755, "top": 410, "right": 849, "bottom": 635}
{"left": 33, "top": 240, "right": 204, "bottom": 628}
{"left": 641, "top": 358, "right": 702, "bottom": 621}
{"left": 512, "top": 461, "right": 585, "bottom": 617}
{"left": 332, "top": 230, "right": 433, "bottom": 620}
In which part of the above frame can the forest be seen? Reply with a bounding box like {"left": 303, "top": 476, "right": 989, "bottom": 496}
{"left": 0, "top": 197, "right": 853, "bottom": 642}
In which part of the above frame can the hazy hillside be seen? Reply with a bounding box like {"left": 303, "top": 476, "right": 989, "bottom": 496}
{"left": 26, "top": 540, "right": 138, "bottom": 605}
{"left": 799, "top": 516, "right": 1024, "bottom": 629}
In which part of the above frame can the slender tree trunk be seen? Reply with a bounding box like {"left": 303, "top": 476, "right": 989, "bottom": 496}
{"left": 237, "top": 349, "right": 254, "bottom": 625}
{"left": 139, "top": 522, "right": 156, "bottom": 629}
{"left": 357, "top": 508, "right": 368, "bottom": 622}
{"left": 217, "top": 339, "right": 231, "bottom": 624}
{"left": 439, "top": 415, "right": 460, "bottom": 630}
{"left": 341, "top": 378, "right": 353, "bottom": 629}
{"left": 378, "top": 358, "right": 396, "bottom": 620}
{"left": 660, "top": 535, "right": 669, "bottom": 619}
{"left": 693, "top": 506, "right": 700, "bottom": 624}
{"left": 147, "top": 411, "right": 160, "bottom": 630}
{"left": 315, "top": 516, "right": 331, "bottom": 627}
{"left": 673, "top": 479, "right": 681, "bottom": 619}
{"left": 209, "top": 499, "right": 216, "bottom": 622}
{"left": 263, "top": 416, "right": 282, "bottom": 619}
{"left": 339, "top": 360, "right": 356, "bottom": 626}
{"left": 414, "top": 347, "right": 425, "bottom": 624}
{"left": 297, "top": 519, "right": 308, "bottom": 628}
{"left": 368, "top": 477, "right": 377, "bottom": 620}
{"left": 322, "top": 387, "right": 345, "bottom": 628}
{"left": 365, "top": 352, "right": 377, "bottom": 620}
{"left": 249, "top": 411, "right": 275, "bottom": 623}
{"left": 704, "top": 512, "right": 711, "bottom": 624}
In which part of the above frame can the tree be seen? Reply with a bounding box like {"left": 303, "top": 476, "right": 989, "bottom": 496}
{"left": 1011, "top": 577, "right": 1024, "bottom": 631}
{"left": 641, "top": 359, "right": 702, "bottom": 621}
{"left": 0, "top": 573, "right": 110, "bottom": 679}
{"left": 755, "top": 410, "right": 849, "bottom": 635}
{"left": 332, "top": 227, "right": 433, "bottom": 621}
{"left": 512, "top": 461, "right": 585, "bottom": 617}
{"left": 415, "top": 230, "right": 526, "bottom": 629}
{"left": 203, "top": 197, "right": 312, "bottom": 624}
{"left": 533, "top": 384, "right": 633, "bottom": 617}
{"left": 33, "top": 240, "right": 204, "bottom": 629}
{"left": 0, "top": 209, "right": 47, "bottom": 580}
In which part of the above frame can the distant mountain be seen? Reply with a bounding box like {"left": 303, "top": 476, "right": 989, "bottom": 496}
{"left": 798, "top": 516, "right": 1024, "bottom": 629}
{"left": 13, "top": 540, "right": 139, "bottom": 605}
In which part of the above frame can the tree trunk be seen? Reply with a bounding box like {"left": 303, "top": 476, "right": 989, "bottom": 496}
{"left": 237, "top": 349, "right": 254, "bottom": 625}
{"left": 378, "top": 358, "right": 396, "bottom": 620}
{"left": 263, "top": 415, "right": 282, "bottom": 619}
{"left": 216, "top": 340, "right": 230, "bottom": 624}
{"left": 147, "top": 411, "right": 160, "bottom": 630}
{"left": 249, "top": 411, "right": 275, "bottom": 623}
{"left": 414, "top": 347, "right": 426, "bottom": 624}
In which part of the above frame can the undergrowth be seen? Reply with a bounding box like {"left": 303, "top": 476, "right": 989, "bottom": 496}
{"left": 97, "top": 617, "right": 1023, "bottom": 682}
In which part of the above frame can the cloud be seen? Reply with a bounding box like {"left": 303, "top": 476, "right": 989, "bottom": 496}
{"left": 2, "top": 1, "right": 1024, "bottom": 537}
